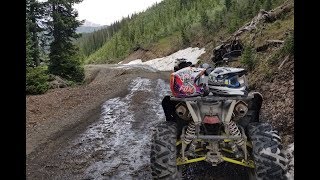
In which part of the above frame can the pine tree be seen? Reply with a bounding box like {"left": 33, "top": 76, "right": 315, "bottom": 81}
{"left": 254, "top": 1, "right": 261, "bottom": 14}
{"left": 46, "top": 0, "right": 84, "bottom": 82}
{"left": 241, "top": 45, "right": 255, "bottom": 70}
{"left": 26, "top": 20, "right": 34, "bottom": 67}
{"left": 225, "top": 0, "right": 232, "bottom": 11}
{"left": 180, "top": 24, "right": 189, "bottom": 47}
{"left": 26, "top": 0, "right": 43, "bottom": 66}
{"left": 200, "top": 10, "right": 209, "bottom": 30}
{"left": 264, "top": 0, "right": 272, "bottom": 11}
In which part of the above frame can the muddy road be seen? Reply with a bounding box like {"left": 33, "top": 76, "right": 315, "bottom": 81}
{"left": 27, "top": 65, "right": 172, "bottom": 179}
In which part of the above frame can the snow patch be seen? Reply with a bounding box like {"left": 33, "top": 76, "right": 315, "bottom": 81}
{"left": 126, "top": 59, "right": 143, "bottom": 65}
{"left": 123, "top": 47, "right": 206, "bottom": 71}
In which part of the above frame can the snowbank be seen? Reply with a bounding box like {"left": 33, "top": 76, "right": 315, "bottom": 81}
{"left": 126, "top": 59, "right": 143, "bottom": 65}
{"left": 123, "top": 47, "right": 206, "bottom": 71}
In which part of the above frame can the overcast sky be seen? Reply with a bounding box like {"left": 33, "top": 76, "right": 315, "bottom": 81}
{"left": 74, "top": 0, "right": 163, "bottom": 25}
{"left": 38, "top": 0, "right": 163, "bottom": 26}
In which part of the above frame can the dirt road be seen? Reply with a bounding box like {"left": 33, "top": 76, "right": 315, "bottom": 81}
{"left": 27, "top": 64, "right": 173, "bottom": 179}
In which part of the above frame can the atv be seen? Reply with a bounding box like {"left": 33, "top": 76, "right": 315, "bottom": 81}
{"left": 150, "top": 51, "right": 288, "bottom": 179}
{"left": 211, "top": 38, "right": 244, "bottom": 65}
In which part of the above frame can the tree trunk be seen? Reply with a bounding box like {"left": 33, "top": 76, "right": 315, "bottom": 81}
{"left": 256, "top": 40, "right": 284, "bottom": 52}
{"left": 30, "top": 2, "right": 40, "bottom": 66}
{"left": 225, "top": 1, "right": 293, "bottom": 41}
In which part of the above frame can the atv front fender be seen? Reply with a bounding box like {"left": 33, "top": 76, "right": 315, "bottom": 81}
{"left": 161, "top": 95, "right": 189, "bottom": 138}
{"left": 161, "top": 95, "right": 180, "bottom": 122}
{"left": 249, "top": 92, "right": 263, "bottom": 122}
{"left": 237, "top": 92, "right": 263, "bottom": 128}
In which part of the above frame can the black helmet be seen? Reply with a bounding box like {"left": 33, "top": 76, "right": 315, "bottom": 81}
{"left": 174, "top": 58, "right": 193, "bottom": 72}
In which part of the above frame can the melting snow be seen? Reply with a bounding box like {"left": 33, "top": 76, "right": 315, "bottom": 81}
{"left": 122, "top": 47, "right": 206, "bottom": 71}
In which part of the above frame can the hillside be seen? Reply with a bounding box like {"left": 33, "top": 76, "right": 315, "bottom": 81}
{"left": 211, "top": 1, "right": 294, "bottom": 146}
{"left": 76, "top": 0, "right": 287, "bottom": 64}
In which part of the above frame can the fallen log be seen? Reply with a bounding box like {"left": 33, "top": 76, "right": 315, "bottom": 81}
{"left": 266, "top": 40, "right": 284, "bottom": 43}
{"left": 212, "top": 1, "right": 293, "bottom": 61}
{"left": 225, "top": 1, "right": 294, "bottom": 41}
{"left": 256, "top": 40, "right": 284, "bottom": 52}
{"left": 278, "top": 55, "right": 290, "bottom": 70}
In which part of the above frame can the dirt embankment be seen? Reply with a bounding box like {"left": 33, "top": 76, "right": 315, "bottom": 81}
{"left": 121, "top": 48, "right": 159, "bottom": 64}
{"left": 27, "top": 65, "right": 127, "bottom": 156}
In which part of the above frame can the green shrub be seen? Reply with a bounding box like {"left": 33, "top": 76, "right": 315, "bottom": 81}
{"left": 49, "top": 53, "right": 85, "bottom": 83}
{"left": 275, "top": 21, "right": 281, "bottom": 29}
{"left": 281, "top": 33, "right": 294, "bottom": 56}
{"left": 269, "top": 52, "right": 280, "bottom": 65}
{"left": 269, "top": 33, "right": 294, "bottom": 65}
{"left": 264, "top": 69, "right": 274, "bottom": 82}
{"left": 26, "top": 66, "right": 49, "bottom": 95}
{"left": 241, "top": 45, "right": 256, "bottom": 70}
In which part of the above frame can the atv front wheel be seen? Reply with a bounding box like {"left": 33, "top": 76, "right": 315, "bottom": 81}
{"left": 247, "top": 122, "right": 288, "bottom": 180}
{"left": 150, "top": 121, "right": 179, "bottom": 179}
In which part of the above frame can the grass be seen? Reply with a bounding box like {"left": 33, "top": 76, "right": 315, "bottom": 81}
{"left": 86, "top": 32, "right": 183, "bottom": 64}
{"left": 255, "top": 15, "right": 294, "bottom": 47}
{"left": 236, "top": 9, "right": 294, "bottom": 87}
{"left": 150, "top": 31, "right": 182, "bottom": 57}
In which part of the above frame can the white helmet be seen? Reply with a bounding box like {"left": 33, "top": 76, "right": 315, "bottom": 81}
{"left": 208, "top": 67, "right": 248, "bottom": 96}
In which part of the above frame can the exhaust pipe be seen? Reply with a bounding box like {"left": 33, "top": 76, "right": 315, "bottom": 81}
{"left": 234, "top": 101, "right": 248, "bottom": 118}
{"left": 175, "top": 103, "right": 190, "bottom": 120}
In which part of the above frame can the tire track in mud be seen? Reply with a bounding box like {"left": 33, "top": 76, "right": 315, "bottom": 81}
{"left": 47, "top": 77, "right": 171, "bottom": 179}
{"left": 81, "top": 77, "right": 170, "bottom": 179}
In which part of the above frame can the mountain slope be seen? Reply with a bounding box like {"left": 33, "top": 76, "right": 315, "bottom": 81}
{"left": 76, "top": 26, "right": 103, "bottom": 34}
{"left": 76, "top": 0, "right": 287, "bottom": 64}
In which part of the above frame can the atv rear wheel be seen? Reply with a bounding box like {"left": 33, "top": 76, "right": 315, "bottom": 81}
{"left": 247, "top": 122, "right": 288, "bottom": 180}
{"left": 150, "top": 121, "right": 179, "bottom": 179}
